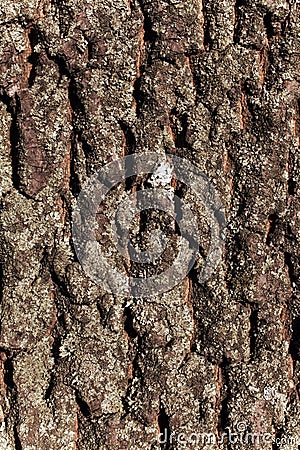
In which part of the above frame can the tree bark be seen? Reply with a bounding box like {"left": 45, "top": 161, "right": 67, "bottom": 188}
{"left": 0, "top": 0, "right": 299, "bottom": 449}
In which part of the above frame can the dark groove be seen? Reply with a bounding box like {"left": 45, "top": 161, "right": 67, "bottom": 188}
{"left": 137, "top": 0, "right": 157, "bottom": 43}
{"left": 169, "top": 110, "right": 193, "bottom": 151}
{"left": 87, "top": 39, "right": 93, "bottom": 61}
{"left": 96, "top": 303, "right": 111, "bottom": 329}
{"left": 3, "top": 354, "right": 14, "bottom": 391}
{"left": 69, "top": 133, "right": 82, "bottom": 196}
{"left": 68, "top": 78, "right": 92, "bottom": 179}
{"left": 233, "top": 0, "right": 247, "bottom": 44}
{"left": 218, "top": 358, "right": 231, "bottom": 434}
{"left": 288, "top": 100, "right": 299, "bottom": 196}
{"left": 272, "top": 422, "right": 283, "bottom": 450}
{"left": 0, "top": 262, "right": 3, "bottom": 336}
{"left": 158, "top": 401, "right": 171, "bottom": 449}
{"left": 264, "top": 12, "right": 274, "bottom": 40}
{"left": 75, "top": 391, "right": 91, "bottom": 418}
{"left": 288, "top": 178, "right": 296, "bottom": 196}
{"left": 44, "top": 372, "right": 56, "bottom": 401}
{"left": 121, "top": 304, "right": 142, "bottom": 416}
{"left": 124, "top": 307, "right": 138, "bottom": 339}
{"left": 249, "top": 307, "right": 259, "bottom": 358}
{"left": 133, "top": 0, "right": 157, "bottom": 116}
{"left": 27, "top": 27, "right": 40, "bottom": 87}
{"left": 119, "top": 120, "right": 136, "bottom": 156}
{"left": 49, "top": 264, "right": 71, "bottom": 301}
{"left": 241, "top": 80, "right": 257, "bottom": 127}
{"left": 284, "top": 252, "right": 298, "bottom": 288}
{"left": 6, "top": 94, "right": 22, "bottom": 192}
{"left": 13, "top": 424, "right": 22, "bottom": 450}
{"left": 289, "top": 317, "right": 300, "bottom": 361}
{"left": 118, "top": 120, "right": 138, "bottom": 191}
{"left": 266, "top": 213, "right": 278, "bottom": 246}
{"left": 121, "top": 327, "right": 143, "bottom": 418}
{"left": 133, "top": 74, "right": 146, "bottom": 118}
{"left": 54, "top": 0, "right": 73, "bottom": 37}
{"left": 35, "top": 252, "right": 65, "bottom": 402}
{"left": 44, "top": 336, "right": 61, "bottom": 400}
{"left": 202, "top": 0, "right": 212, "bottom": 49}
{"left": 3, "top": 353, "right": 22, "bottom": 449}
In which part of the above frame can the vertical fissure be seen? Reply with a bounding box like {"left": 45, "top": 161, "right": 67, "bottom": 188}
{"left": 3, "top": 352, "right": 22, "bottom": 449}
{"left": 249, "top": 306, "right": 259, "bottom": 359}
{"left": 158, "top": 399, "right": 171, "bottom": 450}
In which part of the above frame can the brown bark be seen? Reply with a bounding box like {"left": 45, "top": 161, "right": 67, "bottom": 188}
{"left": 0, "top": 0, "right": 299, "bottom": 449}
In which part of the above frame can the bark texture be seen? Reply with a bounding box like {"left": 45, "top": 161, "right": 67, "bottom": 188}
{"left": 0, "top": 0, "right": 299, "bottom": 449}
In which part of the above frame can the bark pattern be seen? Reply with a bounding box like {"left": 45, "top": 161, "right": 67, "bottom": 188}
{"left": 0, "top": 0, "right": 299, "bottom": 449}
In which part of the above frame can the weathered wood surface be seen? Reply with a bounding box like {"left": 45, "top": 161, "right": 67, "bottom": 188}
{"left": 0, "top": 0, "right": 299, "bottom": 448}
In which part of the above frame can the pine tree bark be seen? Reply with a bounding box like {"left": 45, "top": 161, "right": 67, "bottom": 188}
{"left": 0, "top": 0, "right": 299, "bottom": 449}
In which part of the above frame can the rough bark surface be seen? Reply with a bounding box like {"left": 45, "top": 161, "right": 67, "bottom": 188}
{"left": 0, "top": 0, "right": 299, "bottom": 449}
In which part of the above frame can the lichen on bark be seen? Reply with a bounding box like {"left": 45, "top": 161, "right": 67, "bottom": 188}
{"left": 0, "top": 0, "right": 299, "bottom": 449}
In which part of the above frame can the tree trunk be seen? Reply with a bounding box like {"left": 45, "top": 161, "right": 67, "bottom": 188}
{"left": 0, "top": 0, "right": 299, "bottom": 449}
